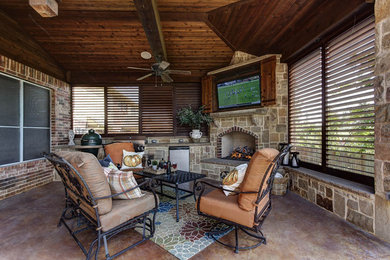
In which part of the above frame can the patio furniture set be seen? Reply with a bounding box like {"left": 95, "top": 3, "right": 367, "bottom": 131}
{"left": 44, "top": 144, "right": 290, "bottom": 259}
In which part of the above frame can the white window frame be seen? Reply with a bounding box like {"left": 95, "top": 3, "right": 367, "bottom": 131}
{"left": 0, "top": 72, "right": 52, "bottom": 167}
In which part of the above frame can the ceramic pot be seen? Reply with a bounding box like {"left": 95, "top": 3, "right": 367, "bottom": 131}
{"left": 190, "top": 129, "right": 202, "bottom": 141}
{"left": 81, "top": 129, "right": 102, "bottom": 156}
{"left": 152, "top": 165, "right": 157, "bottom": 170}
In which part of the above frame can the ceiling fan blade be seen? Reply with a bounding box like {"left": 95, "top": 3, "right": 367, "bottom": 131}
{"left": 166, "top": 69, "right": 191, "bottom": 75}
{"left": 127, "top": 66, "right": 152, "bottom": 71}
{"left": 161, "top": 73, "right": 173, "bottom": 83}
{"left": 137, "top": 73, "right": 154, "bottom": 81}
{"left": 159, "top": 61, "right": 170, "bottom": 70}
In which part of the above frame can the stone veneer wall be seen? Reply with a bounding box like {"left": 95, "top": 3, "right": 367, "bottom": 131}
{"left": 285, "top": 3, "right": 390, "bottom": 241}
{"left": 144, "top": 137, "right": 213, "bottom": 174}
{"left": 0, "top": 55, "right": 71, "bottom": 200}
{"left": 209, "top": 56, "right": 288, "bottom": 152}
{"left": 286, "top": 168, "right": 375, "bottom": 233}
{"left": 374, "top": 0, "right": 390, "bottom": 243}
{"left": 202, "top": 55, "right": 288, "bottom": 179}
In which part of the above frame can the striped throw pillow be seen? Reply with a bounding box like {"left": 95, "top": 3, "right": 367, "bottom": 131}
{"left": 106, "top": 169, "right": 144, "bottom": 199}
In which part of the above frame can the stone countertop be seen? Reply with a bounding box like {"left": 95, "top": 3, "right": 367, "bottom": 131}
{"left": 145, "top": 142, "right": 211, "bottom": 147}
{"left": 201, "top": 158, "right": 249, "bottom": 167}
{"left": 285, "top": 167, "right": 374, "bottom": 198}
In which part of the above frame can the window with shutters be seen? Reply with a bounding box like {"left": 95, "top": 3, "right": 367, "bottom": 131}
{"left": 107, "top": 86, "right": 139, "bottom": 134}
{"left": 73, "top": 86, "right": 139, "bottom": 135}
{"left": 289, "top": 49, "right": 323, "bottom": 166}
{"left": 72, "top": 87, "right": 105, "bottom": 134}
{"left": 72, "top": 85, "right": 195, "bottom": 136}
{"left": 0, "top": 73, "right": 50, "bottom": 166}
{"left": 140, "top": 86, "right": 173, "bottom": 134}
{"left": 288, "top": 16, "right": 375, "bottom": 183}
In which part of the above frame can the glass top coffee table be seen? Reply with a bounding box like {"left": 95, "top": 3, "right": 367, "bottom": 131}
{"left": 135, "top": 170, "right": 206, "bottom": 222}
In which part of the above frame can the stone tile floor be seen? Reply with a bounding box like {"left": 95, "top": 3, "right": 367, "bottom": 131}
{"left": 1, "top": 182, "right": 390, "bottom": 260}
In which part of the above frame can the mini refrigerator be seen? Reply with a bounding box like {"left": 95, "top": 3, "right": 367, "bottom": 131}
{"left": 169, "top": 146, "right": 190, "bottom": 172}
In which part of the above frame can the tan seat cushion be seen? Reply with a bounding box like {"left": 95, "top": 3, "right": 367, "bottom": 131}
{"left": 198, "top": 189, "right": 269, "bottom": 228}
{"left": 58, "top": 151, "right": 112, "bottom": 215}
{"left": 104, "top": 143, "right": 135, "bottom": 166}
{"left": 99, "top": 191, "right": 157, "bottom": 232}
{"left": 238, "top": 148, "right": 279, "bottom": 211}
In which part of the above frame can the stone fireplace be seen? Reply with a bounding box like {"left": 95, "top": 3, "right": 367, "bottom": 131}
{"left": 200, "top": 55, "right": 288, "bottom": 179}
{"left": 218, "top": 126, "right": 258, "bottom": 159}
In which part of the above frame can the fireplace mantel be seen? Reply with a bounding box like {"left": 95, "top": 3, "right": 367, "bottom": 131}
{"left": 210, "top": 108, "right": 268, "bottom": 127}
{"left": 211, "top": 108, "right": 267, "bottom": 118}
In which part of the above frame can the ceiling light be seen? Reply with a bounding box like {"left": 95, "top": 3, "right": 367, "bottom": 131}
{"left": 141, "top": 51, "right": 152, "bottom": 60}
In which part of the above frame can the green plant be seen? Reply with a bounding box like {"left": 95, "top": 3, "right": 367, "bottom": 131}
{"left": 177, "top": 105, "right": 213, "bottom": 129}
{"left": 152, "top": 160, "right": 158, "bottom": 166}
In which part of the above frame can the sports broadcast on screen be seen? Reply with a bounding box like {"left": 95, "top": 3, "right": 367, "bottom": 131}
{"left": 217, "top": 75, "right": 261, "bottom": 109}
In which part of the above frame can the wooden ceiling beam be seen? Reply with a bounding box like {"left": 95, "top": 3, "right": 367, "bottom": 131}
{"left": 133, "top": 0, "right": 167, "bottom": 62}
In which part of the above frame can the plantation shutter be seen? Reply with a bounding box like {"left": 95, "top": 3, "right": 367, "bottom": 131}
{"left": 325, "top": 17, "right": 375, "bottom": 176}
{"left": 72, "top": 87, "right": 105, "bottom": 134}
{"left": 107, "top": 86, "right": 139, "bottom": 134}
{"left": 141, "top": 86, "right": 173, "bottom": 134}
{"left": 289, "top": 49, "right": 323, "bottom": 165}
{"left": 176, "top": 84, "right": 202, "bottom": 135}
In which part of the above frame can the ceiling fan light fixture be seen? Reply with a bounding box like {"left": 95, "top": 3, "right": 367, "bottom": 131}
{"left": 141, "top": 51, "right": 152, "bottom": 60}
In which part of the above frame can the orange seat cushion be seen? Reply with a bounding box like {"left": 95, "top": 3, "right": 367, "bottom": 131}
{"left": 100, "top": 191, "right": 157, "bottom": 232}
{"left": 104, "top": 142, "right": 134, "bottom": 165}
{"left": 198, "top": 189, "right": 269, "bottom": 228}
{"left": 238, "top": 148, "right": 279, "bottom": 211}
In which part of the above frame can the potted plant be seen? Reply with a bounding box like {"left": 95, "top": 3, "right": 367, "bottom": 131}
{"left": 152, "top": 160, "right": 158, "bottom": 170}
{"left": 177, "top": 105, "right": 213, "bottom": 142}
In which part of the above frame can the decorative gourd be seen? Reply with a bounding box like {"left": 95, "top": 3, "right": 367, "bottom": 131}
{"left": 123, "top": 155, "right": 142, "bottom": 167}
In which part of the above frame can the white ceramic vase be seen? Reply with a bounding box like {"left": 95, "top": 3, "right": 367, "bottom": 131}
{"left": 189, "top": 129, "right": 202, "bottom": 142}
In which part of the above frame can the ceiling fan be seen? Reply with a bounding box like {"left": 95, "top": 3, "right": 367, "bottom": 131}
{"left": 127, "top": 61, "right": 191, "bottom": 83}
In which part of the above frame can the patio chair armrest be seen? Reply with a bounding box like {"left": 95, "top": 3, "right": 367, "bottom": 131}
{"left": 194, "top": 180, "right": 259, "bottom": 196}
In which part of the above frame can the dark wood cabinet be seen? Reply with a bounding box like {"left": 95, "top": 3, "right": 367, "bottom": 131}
{"left": 260, "top": 56, "right": 277, "bottom": 106}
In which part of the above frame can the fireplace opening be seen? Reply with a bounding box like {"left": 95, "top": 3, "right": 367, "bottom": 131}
{"left": 222, "top": 146, "right": 254, "bottom": 161}
{"left": 220, "top": 131, "right": 256, "bottom": 160}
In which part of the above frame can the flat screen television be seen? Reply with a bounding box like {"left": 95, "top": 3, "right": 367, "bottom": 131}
{"left": 217, "top": 75, "right": 261, "bottom": 109}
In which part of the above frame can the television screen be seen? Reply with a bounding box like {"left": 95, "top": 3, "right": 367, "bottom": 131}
{"left": 217, "top": 75, "right": 261, "bottom": 109}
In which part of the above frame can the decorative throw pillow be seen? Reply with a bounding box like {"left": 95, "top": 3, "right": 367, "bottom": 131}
{"left": 222, "top": 163, "right": 248, "bottom": 196}
{"left": 107, "top": 162, "right": 118, "bottom": 170}
{"left": 121, "top": 150, "right": 144, "bottom": 170}
{"left": 104, "top": 142, "right": 135, "bottom": 166}
{"left": 99, "top": 154, "right": 114, "bottom": 167}
{"left": 106, "top": 169, "right": 144, "bottom": 199}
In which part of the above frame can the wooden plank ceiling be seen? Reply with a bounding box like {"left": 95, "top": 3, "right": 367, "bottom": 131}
{"left": 0, "top": 0, "right": 371, "bottom": 84}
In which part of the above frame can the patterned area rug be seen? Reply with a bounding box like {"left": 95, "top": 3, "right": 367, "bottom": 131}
{"left": 136, "top": 187, "right": 231, "bottom": 260}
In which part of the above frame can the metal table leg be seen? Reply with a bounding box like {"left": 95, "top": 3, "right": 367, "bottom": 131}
{"left": 175, "top": 183, "right": 179, "bottom": 222}
{"left": 193, "top": 180, "right": 197, "bottom": 202}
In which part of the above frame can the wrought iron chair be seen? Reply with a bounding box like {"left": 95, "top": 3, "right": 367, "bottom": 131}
{"left": 45, "top": 152, "right": 158, "bottom": 260}
{"left": 195, "top": 145, "right": 291, "bottom": 253}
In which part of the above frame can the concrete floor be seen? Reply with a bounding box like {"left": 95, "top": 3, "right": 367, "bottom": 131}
{"left": 1, "top": 182, "right": 390, "bottom": 260}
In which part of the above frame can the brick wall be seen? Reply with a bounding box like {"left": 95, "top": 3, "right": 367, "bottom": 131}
{"left": 0, "top": 55, "right": 71, "bottom": 200}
